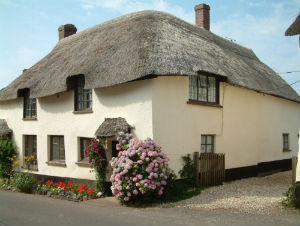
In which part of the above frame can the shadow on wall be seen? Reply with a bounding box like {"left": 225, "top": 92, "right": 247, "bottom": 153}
{"left": 94, "top": 80, "right": 152, "bottom": 108}
{"left": 38, "top": 91, "right": 73, "bottom": 114}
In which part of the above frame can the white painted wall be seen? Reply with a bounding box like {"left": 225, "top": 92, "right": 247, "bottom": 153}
{"left": 0, "top": 80, "right": 153, "bottom": 180}
{"left": 0, "top": 76, "right": 299, "bottom": 180}
{"left": 152, "top": 76, "right": 299, "bottom": 174}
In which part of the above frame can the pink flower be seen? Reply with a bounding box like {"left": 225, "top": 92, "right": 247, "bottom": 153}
{"left": 137, "top": 174, "right": 143, "bottom": 180}
{"left": 133, "top": 189, "right": 139, "bottom": 195}
{"left": 136, "top": 183, "right": 140, "bottom": 187}
{"left": 158, "top": 190, "right": 163, "bottom": 195}
{"left": 133, "top": 177, "right": 137, "bottom": 182}
{"left": 161, "top": 180, "right": 167, "bottom": 185}
{"left": 124, "top": 197, "right": 130, "bottom": 201}
{"left": 145, "top": 157, "right": 150, "bottom": 162}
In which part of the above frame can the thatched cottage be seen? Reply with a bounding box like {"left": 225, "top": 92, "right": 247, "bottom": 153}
{"left": 285, "top": 13, "right": 300, "bottom": 182}
{"left": 0, "top": 4, "right": 299, "bottom": 183}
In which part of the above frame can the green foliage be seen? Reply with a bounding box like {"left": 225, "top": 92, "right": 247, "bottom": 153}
{"left": 0, "top": 138, "right": 17, "bottom": 180}
{"left": 282, "top": 183, "right": 300, "bottom": 209}
{"left": 178, "top": 154, "right": 196, "bottom": 182}
{"left": 13, "top": 172, "right": 37, "bottom": 193}
{"left": 85, "top": 138, "right": 108, "bottom": 193}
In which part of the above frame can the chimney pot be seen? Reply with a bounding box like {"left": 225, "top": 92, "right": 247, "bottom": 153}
{"left": 194, "top": 3, "right": 210, "bottom": 31}
{"left": 58, "top": 24, "right": 77, "bottom": 41}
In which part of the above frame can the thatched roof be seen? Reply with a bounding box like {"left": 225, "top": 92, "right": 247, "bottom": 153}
{"left": 0, "top": 10, "right": 298, "bottom": 102}
{"left": 0, "top": 119, "right": 12, "bottom": 135}
{"left": 95, "top": 117, "right": 131, "bottom": 137}
{"left": 285, "top": 14, "right": 300, "bottom": 36}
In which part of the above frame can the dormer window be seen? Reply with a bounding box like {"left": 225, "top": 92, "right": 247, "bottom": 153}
{"left": 23, "top": 90, "right": 37, "bottom": 119}
{"left": 74, "top": 76, "right": 92, "bottom": 112}
{"left": 189, "top": 74, "right": 219, "bottom": 104}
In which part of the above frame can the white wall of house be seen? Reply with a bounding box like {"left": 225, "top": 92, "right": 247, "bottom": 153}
{"left": 0, "top": 80, "right": 154, "bottom": 180}
{"left": 152, "top": 76, "right": 299, "bottom": 174}
{"left": 0, "top": 76, "right": 299, "bottom": 180}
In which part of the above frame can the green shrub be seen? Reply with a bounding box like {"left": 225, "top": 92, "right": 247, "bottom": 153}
{"left": 178, "top": 154, "right": 196, "bottom": 184}
{"left": 282, "top": 183, "right": 300, "bottom": 209}
{"left": 13, "top": 172, "right": 37, "bottom": 193}
{"left": 0, "top": 138, "right": 17, "bottom": 180}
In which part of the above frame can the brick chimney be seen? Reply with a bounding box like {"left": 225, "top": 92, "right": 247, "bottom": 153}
{"left": 194, "top": 3, "right": 210, "bottom": 31}
{"left": 58, "top": 24, "right": 77, "bottom": 41}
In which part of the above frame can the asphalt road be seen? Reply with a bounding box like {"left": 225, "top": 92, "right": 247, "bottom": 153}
{"left": 0, "top": 190, "right": 299, "bottom": 226}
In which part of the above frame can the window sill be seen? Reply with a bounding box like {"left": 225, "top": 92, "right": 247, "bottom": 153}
{"left": 187, "top": 100, "right": 222, "bottom": 108}
{"left": 21, "top": 166, "right": 38, "bottom": 171}
{"left": 46, "top": 161, "right": 67, "bottom": 167}
{"left": 23, "top": 117, "right": 37, "bottom": 121}
{"left": 72, "top": 109, "right": 93, "bottom": 114}
{"left": 283, "top": 149, "right": 291, "bottom": 152}
{"left": 76, "top": 161, "right": 90, "bottom": 167}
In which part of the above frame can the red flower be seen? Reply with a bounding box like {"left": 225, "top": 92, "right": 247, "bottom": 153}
{"left": 38, "top": 180, "right": 43, "bottom": 184}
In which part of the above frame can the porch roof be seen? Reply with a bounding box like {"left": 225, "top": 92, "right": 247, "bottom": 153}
{"left": 0, "top": 119, "right": 12, "bottom": 136}
{"left": 95, "top": 117, "right": 131, "bottom": 138}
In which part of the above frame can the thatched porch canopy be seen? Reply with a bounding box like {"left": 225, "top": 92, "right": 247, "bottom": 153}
{"left": 0, "top": 119, "right": 12, "bottom": 136}
{"left": 95, "top": 117, "right": 131, "bottom": 138}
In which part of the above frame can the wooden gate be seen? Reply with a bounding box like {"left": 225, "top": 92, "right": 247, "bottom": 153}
{"left": 194, "top": 152, "right": 225, "bottom": 186}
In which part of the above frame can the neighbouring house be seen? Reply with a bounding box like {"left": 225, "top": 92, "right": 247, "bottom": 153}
{"left": 285, "top": 13, "right": 300, "bottom": 182}
{"left": 0, "top": 4, "right": 299, "bottom": 184}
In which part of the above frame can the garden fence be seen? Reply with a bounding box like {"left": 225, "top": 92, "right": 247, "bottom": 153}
{"left": 194, "top": 152, "right": 225, "bottom": 186}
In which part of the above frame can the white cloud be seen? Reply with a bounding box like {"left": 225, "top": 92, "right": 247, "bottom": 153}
{"left": 0, "top": 48, "right": 44, "bottom": 88}
{"left": 79, "top": 0, "right": 194, "bottom": 23}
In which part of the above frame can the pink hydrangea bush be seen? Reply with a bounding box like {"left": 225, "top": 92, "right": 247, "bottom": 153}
{"left": 110, "top": 132, "right": 170, "bottom": 204}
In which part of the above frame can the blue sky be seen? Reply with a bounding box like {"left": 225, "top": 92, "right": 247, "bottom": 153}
{"left": 0, "top": 0, "right": 299, "bottom": 93}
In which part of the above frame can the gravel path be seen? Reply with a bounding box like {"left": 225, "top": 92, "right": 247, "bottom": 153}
{"left": 167, "top": 170, "right": 299, "bottom": 216}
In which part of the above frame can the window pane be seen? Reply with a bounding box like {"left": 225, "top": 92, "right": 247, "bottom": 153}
{"left": 189, "top": 76, "right": 197, "bottom": 100}
{"left": 59, "top": 137, "right": 65, "bottom": 160}
{"left": 201, "top": 135, "right": 215, "bottom": 153}
{"left": 198, "top": 76, "right": 207, "bottom": 102}
{"left": 51, "top": 137, "right": 60, "bottom": 160}
{"left": 80, "top": 138, "right": 90, "bottom": 160}
{"left": 206, "top": 145, "right": 213, "bottom": 153}
{"left": 206, "top": 136, "right": 212, "bottom": 144}
{"left": 201, "top": 135, "right": 206, "bottom": 145}
{"left": 201, "top": 144, "right": 206, "bottom": 153}
{"left": 283, "top": 134, "right": 289, "bottom": 150}
{"left": 208, "top": 77, "right": 216, "bottom": 103}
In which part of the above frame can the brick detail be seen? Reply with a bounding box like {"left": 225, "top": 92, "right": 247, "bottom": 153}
{"left": 194, "top": 4, "right": 210, "bottom": 31}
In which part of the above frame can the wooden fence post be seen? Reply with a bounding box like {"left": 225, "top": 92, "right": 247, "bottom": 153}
{"left": 193, "top": 152, "right": 200, "bottom": 186}
{"left": 292, "top": 157, "right": 298, "bottom": 185}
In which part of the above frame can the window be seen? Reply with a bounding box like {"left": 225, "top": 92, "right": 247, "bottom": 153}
{"left": 23, "top": 91, "right": 37, "bottom": 118}
{"left": 201, "top": 135, "right": 215, "bottom": 153}
{"left": 79, "top": 137, "right": 91, "bottom": 161}
{"left": 189, "top": 75, "right": 218, "bottom": 103}
{"left": 74, "top": 77, "right": 92, "bottom": 111}
{"left": 283, "top": 133, "right": 290, "bottom": 151}
{"left": 24, "top": 135, "right": 37, "bottom": 168}
{"left": 50, "top": 136, "right": 65, "bottom": 161}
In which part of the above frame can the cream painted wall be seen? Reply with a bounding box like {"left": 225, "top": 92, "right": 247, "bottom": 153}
{"left": 0, "top": 80, "right": 153, "bottom": 180}
{"left": 0, "top": 76, "right": 299, "bottom": 180}
{"left": 152, "top": 76, "right": 299, "bottom": 174}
